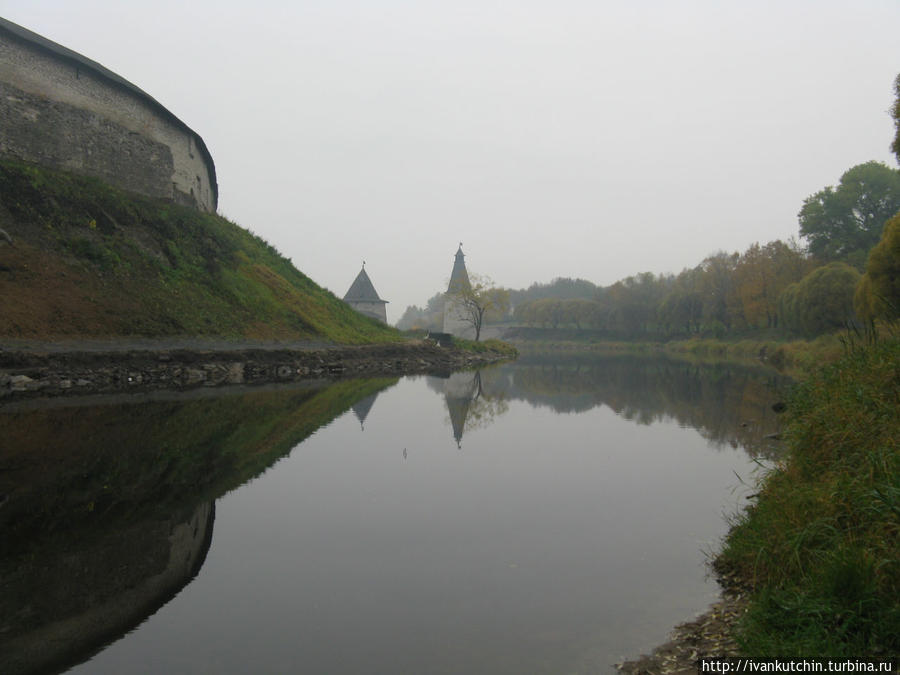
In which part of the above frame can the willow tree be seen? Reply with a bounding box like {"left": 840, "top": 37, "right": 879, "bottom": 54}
{"left": 779, "top": 263, "right": 861, "bottom": 337}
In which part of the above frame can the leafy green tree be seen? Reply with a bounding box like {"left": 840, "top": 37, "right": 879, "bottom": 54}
{"left": 778, "top": 262, "right": 861, "bottom": 337}
{"left": 798, "top": 161, "right": 900, "bottom": 266}
{"left": 509, "top": 277, "right": 599, "bottom": 306}
{"left": 854, "top": 213, "right": 900, "bottom": 320}
{"left": 561, "top": 298, "right": 597, "bottom": 329}
{"left": 447, "top": 274, "right": 510, "bottom": 341}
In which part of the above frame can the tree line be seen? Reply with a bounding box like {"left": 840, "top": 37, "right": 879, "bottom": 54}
{"left": 400, "top": 161, "right": 899, "bottom": 339}
{"left": 513, "top": 158, "right": 900, "bottom": 340}
{"left": 400, "top": 75, "right": 900, "bottom": 340}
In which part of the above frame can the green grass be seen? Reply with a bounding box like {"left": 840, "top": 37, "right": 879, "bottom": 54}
{"left": 0, "top": 159, "right": 401, "bottom": 343}
{"left": 715, "top": 334, "right": 900, "bottom": 656}
{"left": 451, "top": 336, "right": 519, "bottom": 357}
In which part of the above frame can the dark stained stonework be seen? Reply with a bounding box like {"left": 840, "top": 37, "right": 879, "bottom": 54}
{"left": 0, "top": 80, "right": 176, "bottom": 201}
{"left": 0, "top": 16, "right": 217, "bottom": 212}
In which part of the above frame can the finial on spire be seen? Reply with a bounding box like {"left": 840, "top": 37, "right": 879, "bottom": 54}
{"left": 362, "top": 260, "right": 366, "bottom": 269}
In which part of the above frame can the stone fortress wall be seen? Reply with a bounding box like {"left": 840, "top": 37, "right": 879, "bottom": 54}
{"left": 0, "top": 17, "right": 217, "bottom": 212}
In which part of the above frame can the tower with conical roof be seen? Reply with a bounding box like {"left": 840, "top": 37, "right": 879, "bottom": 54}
{"left": 443, "top": 244, "right": 474, "bottom": 337}
{"left": 343, "top": 263, "right": 388, "bottom": 323}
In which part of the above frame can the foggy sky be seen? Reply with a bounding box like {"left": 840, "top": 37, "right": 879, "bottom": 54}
{"left": 4, "top": 1, "right": 900, "bottom": 322}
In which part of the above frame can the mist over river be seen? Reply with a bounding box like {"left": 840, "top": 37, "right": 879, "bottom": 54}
{"left": 0, "top": 353, "right": 789, "bottom": 674}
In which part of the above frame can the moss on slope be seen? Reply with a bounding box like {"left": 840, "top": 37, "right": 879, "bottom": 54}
{"left": 0, "top": 160, "right": 399, "bottom": 343}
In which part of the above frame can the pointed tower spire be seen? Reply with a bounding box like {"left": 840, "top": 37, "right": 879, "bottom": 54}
{"left": 447, "top": 243, "right": 470, "bottom": 293}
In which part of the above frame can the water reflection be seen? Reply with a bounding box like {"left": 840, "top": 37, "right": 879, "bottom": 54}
{"left": 1, "top": 501, "right": 214, "bottom": 675}
{"left": 426, "top": 371, "right": 512, "bottom": 448}
{"left": 427, "top": 354, "right": 790, "bottom": 457}
{"left": 351, "top": 391, "right": 380, "bottom": 430}
{"left": 0, "top": 355, "right": 790, "bottom": 675}
{"left": 0, "top": 379, "right": 396, "bottom": 675}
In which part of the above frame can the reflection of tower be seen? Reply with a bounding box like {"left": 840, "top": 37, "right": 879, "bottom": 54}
{"left": 443, "top": 244, "right": 474, "bottom": 338}
{"left": 437, "top": 372, "right": 480, "bottom": 448}
{"left": 351, "top": 391, "right": 380, "bottom": 431}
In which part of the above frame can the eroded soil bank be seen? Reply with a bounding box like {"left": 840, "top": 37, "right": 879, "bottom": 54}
{"left": 0, "top": 339, "right": 511, "bottom": 400}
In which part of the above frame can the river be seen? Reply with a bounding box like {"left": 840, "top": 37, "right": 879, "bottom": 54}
{"left": 0, "top": 352, "right": 789, "bottom": 674}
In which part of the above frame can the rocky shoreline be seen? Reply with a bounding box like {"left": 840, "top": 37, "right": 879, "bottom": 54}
{"left": 0, "top": 339, "right": 512, "bottom": 400}
{"left": 617, "top": 570, "right": 751, "bottom": 675}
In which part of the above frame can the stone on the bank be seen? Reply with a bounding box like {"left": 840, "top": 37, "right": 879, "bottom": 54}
{"left": 10, "top": 374, "right": 33, "bottom": 391}
{"left": 226, "top": 363, "right": 245, "bottom": 384}
{"left": 184, "top": 369, "right": 206, "bottom": 385}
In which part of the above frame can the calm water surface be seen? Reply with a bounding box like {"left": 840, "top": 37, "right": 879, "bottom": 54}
{"left": 0, "top": 354, "right": 788, "bottom": 674}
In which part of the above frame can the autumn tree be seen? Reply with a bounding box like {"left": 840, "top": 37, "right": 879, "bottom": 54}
{"left": 658, "top": 267, "right": 704, "bottom": 335}
{"left": 854, "top": 213, "right": 900, "bottom": 320}
{"left": 601, "top": 273, "right": 669, "bottom": 337}
{"left": 778, "top": 263, "right": 861, "bottom": 337}
{"left": 734, "top": 240, "right": 809, "bottom": 329}
{"left": 798, "top": 161, "right": 900, "bottom": 267}
{"left": 447, "top": 274, "right": 510, "bottom": 341}
{"left": 699, "top": 252, "right": 741, "bottom": 331}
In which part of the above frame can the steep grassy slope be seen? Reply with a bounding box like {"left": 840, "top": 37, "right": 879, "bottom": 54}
{"left": 0, "top": 160, "right": 398, "bottom": 342}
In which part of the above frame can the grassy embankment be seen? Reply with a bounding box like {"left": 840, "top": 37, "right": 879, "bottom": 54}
{"left": 715, "top": 333, "right": 900, "bottom": 656}
{"left": 448, "top": 336, "right": 519, "bottom": 357}
{"left": 0, "top": 160, "right": 399, "bottom": 343}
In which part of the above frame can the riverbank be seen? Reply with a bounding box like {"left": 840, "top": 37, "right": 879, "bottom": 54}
{"left": 502, "top": 327, "right": 854, "bottom": 375}
{"left": 713, "top": 335, "right": 899, "bottom": 656}
{"left": 620, "top": 333, "right": 900, "bottom": 667}
{"left": 0, "top": 338, "right": 515, "bottom": 400}
{"left": 617, "top": 590, "right": 748, "bottom": 674}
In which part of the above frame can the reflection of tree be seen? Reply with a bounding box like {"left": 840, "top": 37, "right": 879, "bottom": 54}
{"left": 464, "top": 370, "right": 510, "bottom": 435}
{"left": 477, "top": 354, "right": 792, "bottom": 459}
{"left": 428, "top": 370, "right": 509, "bottom": 447}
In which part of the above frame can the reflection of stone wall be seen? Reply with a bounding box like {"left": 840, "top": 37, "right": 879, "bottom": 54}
{"left": 0, "top": 502, "right": 215, "bottom": 675}
{"left": 0, "top": 19, "right": 217, "bottom": 211}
